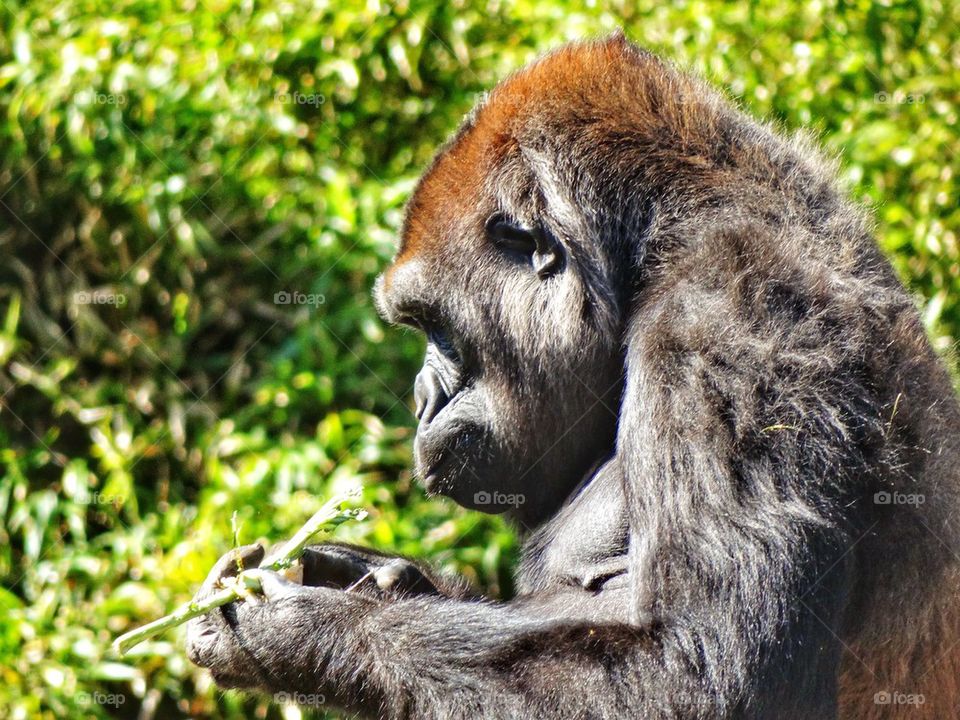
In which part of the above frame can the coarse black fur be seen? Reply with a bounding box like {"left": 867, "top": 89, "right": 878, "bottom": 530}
{"left": 187, "top": 35, "right": 960, "bottom": 719}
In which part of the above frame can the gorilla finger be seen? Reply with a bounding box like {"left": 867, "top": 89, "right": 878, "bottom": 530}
{"left": 248, "top": 569, "right": 310, "bottom": 601}
{"left": 301, "top": 546, "right": 372, "bottom": 588}
{"left": 199, "top": 544, "right": 264, "bottom": 596}
{"left": 374, "top": 559, "right": 439, "bottom": 596}
{"left": 185, "top": 610, "right": 225, "bottom": 668}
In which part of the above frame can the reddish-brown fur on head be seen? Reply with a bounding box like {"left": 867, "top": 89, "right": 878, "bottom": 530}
{"left": 387, "top": 33, "right": 697, "bottom": 285}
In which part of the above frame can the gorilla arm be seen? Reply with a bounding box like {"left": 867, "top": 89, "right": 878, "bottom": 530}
{"left": 188, "top": 567, "right": 648, "bottom": 717}
{"left": 186, "top": 414, "right": 848, "bottom": 720}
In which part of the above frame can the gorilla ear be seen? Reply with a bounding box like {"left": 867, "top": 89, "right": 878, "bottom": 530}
{"left": 485, "top": 213, "right": 564, "bottom": 279}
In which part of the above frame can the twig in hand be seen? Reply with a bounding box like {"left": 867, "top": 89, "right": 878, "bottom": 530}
{"left": 112, "top": 489, "right": 366, "bottom": 656}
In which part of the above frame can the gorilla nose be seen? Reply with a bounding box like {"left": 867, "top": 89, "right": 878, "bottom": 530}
{"left": 414, "top": 366, "right": 450, "bottom": 424}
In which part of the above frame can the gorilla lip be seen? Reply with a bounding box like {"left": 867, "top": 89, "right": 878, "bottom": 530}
{"left": 418, "top": 435, "right": 480, "bottom": 498}
{"left": 418, "top": 449, "right": 459, "bottom": 495}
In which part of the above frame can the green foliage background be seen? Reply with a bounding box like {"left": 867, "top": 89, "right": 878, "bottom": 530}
{"left": 0, "top": 0, "right": 956, "bottom": 718}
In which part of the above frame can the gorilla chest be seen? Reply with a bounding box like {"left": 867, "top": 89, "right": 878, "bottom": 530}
{"left": 517, "top": 465, "right": 630, "bottom": 595}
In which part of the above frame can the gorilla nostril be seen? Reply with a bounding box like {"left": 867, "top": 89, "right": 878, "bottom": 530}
{"left": 414, "top": 366, "right": 450, "bottom": 424}
{"left": 414, "top": 372, "right": 428, "bottom": 420}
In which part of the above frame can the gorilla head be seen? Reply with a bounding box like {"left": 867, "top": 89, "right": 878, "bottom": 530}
{"left": 371, "top": 42, "right": 671, "bottom": 523}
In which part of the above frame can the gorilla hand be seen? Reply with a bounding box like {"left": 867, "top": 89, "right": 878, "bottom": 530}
{"left": 185, "top": 543, "right": 378, "bottom": 704}
{"left": 185, "top": 543, "right": 274, "bottom": 689}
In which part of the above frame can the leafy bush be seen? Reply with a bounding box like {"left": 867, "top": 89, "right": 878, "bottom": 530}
{"left": 0, "top": 0, "right": 956, "bottom": 718}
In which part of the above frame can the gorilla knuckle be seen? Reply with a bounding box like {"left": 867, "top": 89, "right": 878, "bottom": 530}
{"left": 184, "top": 623, "right": 216, "bottom": 667}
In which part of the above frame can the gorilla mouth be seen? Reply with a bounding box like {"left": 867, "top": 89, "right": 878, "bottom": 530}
{"left": 421, "top": 456, "right": 456, "bottom": 495}
{"left": 416, "top": 414, "right": 483, "bottom": 498}
{"left": 415, "top": 428, "right": 456, "bottom": 494}
{"left": 415, "top": 424, "right": 477, "bottom": 496}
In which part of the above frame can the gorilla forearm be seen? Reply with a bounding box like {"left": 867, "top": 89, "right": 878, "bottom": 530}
{"left": 209, "top": 534, "right": 845, "bottom": 720}
{"left": 222, "top": 590, "right": 660, "bottom": 717}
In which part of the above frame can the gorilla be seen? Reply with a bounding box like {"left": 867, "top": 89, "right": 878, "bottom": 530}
{"left": 187, "top": 34, "right": 960, "bottom": 719}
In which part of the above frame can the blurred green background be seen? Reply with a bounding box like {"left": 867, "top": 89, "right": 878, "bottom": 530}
{"left": 0, "top": 0, "right": 956, "bottom": 718}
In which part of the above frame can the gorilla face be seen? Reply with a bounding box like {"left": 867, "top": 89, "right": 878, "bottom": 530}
{"left": 376, "top": 198, "right": 624, "bottom": 525}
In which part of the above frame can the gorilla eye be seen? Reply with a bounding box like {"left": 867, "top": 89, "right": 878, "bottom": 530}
{"left": 428, "top": 327, "right": 460, "bottom": 363}
{"left": 484, "top": 212, "right": 564, "bottom": 279}
{"left": 485, "top": 213, "right": 538, "bottom": 255}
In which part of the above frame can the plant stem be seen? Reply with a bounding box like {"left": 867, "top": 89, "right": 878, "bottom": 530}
{"left": 112, "top": 489, "right": 364, "bottom": 656}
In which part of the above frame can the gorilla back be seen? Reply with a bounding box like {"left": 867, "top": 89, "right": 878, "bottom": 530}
{"left": 188, "top": 35, "right": 960, "bottom": 720}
